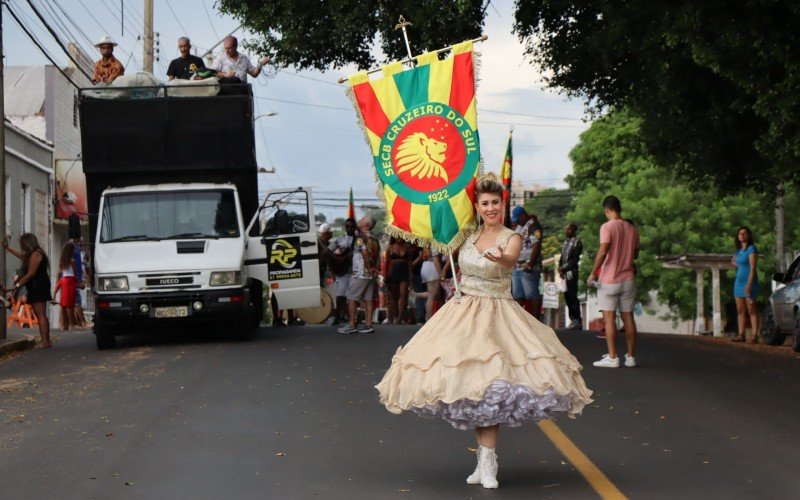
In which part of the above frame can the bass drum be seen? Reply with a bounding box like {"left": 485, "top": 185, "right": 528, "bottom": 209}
{"left": 295, "top": 288, "right": 334, "bottom": 324}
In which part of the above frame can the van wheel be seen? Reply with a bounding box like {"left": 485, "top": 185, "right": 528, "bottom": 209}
{"left": 95, "top": 321, "right": 117, "bottom": 350}
{"left": 793, "top": 314, "right": 800, "bottom": 353}
{"left": 761, "top": 307, "right": 785, "bottom": 346}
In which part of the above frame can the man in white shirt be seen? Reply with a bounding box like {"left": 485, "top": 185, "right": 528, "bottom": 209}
{"left": 211, "top": 36, "right": 270, "bottom": 82}
{"left": 328, "top": 218, "right": 356, "bottom": 325}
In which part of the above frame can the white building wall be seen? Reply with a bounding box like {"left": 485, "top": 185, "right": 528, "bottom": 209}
{"left": 46, "top": 66, "right": 90, "bottom": 162}
{"left": 509, "top": 180, "right": 548, "bottom": 208}
{"left": 583, "top": 289, "right": 694, "bottom": 335}
{"left": 3, "top": 122, "right": 53, "bottom": 283}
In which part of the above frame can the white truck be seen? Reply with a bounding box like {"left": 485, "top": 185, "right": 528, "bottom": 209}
{"left": 80, "top": 84, "right": 321, "bottom": 349}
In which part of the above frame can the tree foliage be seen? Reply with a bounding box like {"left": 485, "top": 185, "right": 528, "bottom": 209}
{"left": 525, "top": 188, "right": 574, "bottom": 240}
{"left": 514, "top": 0, "right": 800, "bottom": 190}
{"left": 216, "top": 0, "right": 485, "bottom": 71}
{"left": 217, "top": 0, "right": 800, "bottom": 188}
{"left": 568, "top": 109, "right": 800, "bottom": 320}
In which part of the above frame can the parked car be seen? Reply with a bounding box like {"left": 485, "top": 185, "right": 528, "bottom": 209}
{"left": 761, "top": 254, "right": 800, "bottom": 351}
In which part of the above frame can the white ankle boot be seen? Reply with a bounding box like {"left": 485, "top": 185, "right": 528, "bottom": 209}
{"left": 466, "top": 446, "right": 483, "bottom": 484}
{"left": 479, "top": 446, "right": 499, "bottom": 489}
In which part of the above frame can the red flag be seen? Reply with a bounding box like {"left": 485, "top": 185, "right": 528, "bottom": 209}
{"left": 347, "top": 187, "right": 356, "bottom": 220}
{"left": 500, "top": 130, "right": 513, "bottom": 227}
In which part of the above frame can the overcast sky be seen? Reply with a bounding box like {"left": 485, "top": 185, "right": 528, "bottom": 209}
{"left": 5, "top": 0, "right": 591, "bottom": 221}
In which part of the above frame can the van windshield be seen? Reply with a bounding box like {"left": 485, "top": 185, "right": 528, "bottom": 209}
{"left": 100, "top": 190, "right": 240, "bottom": 243}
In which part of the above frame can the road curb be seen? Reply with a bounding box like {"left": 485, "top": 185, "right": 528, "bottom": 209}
{"left": 0, "top": 336, "right": 36, "bottom": 355}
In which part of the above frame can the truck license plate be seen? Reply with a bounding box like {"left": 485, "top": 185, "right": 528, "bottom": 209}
{"left": 154, "top": 306, "right": 188, "bottom": 318}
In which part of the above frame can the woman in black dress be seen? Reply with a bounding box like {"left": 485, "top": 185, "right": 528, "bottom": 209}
{"left": 3, "top": 233, "right": 52, "bottom": 348}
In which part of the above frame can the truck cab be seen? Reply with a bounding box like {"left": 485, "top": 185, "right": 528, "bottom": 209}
{"left": 79, "top": 84, "right": 320, "bottom": 348}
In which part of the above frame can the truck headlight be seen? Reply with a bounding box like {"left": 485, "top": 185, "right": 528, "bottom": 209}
{"left": 210, "top": 271, "right": 241, "bottom": 287}
{"left": 98, "top": 276, "right": 129, "bottom": 292}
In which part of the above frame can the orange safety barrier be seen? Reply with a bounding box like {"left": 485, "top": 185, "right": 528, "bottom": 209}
{"left": 6, "top": 296, "right": 39, "bottom": 328}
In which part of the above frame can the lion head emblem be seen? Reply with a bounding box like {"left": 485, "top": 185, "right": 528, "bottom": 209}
{"left": 394, "top": 132, "right": 449, "bottom": 182}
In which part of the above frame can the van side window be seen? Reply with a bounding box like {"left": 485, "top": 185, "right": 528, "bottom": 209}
{"left": 257, "top": 191, "right": 311, "bottom": 236}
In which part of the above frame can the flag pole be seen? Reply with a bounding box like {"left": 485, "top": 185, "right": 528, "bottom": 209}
{"left": 337, "top": 34, "right": 488, "bottom": 83}
{"left": 394, "top": 16, "right": 414, "bottom": 61}
{"left": 501, "top": 126, "right": 514, "bottom": 228}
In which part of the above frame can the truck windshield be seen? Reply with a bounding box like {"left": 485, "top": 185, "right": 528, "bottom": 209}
{"left": 100, "top": 190, "right": 240, "bottom": 243}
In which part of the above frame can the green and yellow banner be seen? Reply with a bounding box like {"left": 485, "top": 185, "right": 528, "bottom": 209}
{"left": 346, "top": 41, "right": 481, "bottom": 252}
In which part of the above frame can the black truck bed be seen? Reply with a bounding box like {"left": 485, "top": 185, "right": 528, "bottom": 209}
{"left": 79, "top": 84, "right": 258, "bottom": 238}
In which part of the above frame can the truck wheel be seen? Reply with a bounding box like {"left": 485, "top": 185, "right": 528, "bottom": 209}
{"left": 761, "top": 307, "right": 786, "bottom": 346}
{"left": 793, "top": 314, "right": 800, "bottom": 353}
{"left": 94, "top": 321, "right": 117, "bottom": 350}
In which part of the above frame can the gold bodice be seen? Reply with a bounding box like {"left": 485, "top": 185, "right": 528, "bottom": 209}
{"left": 457, "top": 225, "right": 517, "bottom": 299}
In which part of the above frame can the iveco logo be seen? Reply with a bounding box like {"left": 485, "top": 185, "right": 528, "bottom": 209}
{"left": 159, "top": 278, "right": 181, "bottom": 285}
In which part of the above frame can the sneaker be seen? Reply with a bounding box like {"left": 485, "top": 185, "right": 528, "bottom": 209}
{"left": 337, "top": 325, "right": 358, "bottom": 334}
{"left": 593, "top": 354, "right": 620, "bottom": 368}
{"left": 567, "top": 321, "right": 582, "bottom": 330}
{"left": 358, "top": 325, "right": 375, "bottom": 334}
{"left": 624, "top": 354, "right": 637, "bottom": 367}
{"left": 595, "top": 330, "right": 607, "bottom": 339}
{"left": 330, "top": 317, "right": 341, "bottom": 326}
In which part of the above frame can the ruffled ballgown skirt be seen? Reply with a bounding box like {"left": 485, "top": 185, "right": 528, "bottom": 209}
{"left": 375, "top": 295, "right": 593, "bottom": 430}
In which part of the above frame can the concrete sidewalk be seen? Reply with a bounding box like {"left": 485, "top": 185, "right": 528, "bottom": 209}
{"left": 0, "top": 328, "right": 37, "bottom": 355}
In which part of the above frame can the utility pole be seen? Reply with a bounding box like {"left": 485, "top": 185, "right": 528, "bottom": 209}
{"left": 143, "top": 0, "right": 153, "bottom": 72}
{"left": 776, "top": 183, "right": 786, "bottom": 272}
{"left": 1, "top": 1, "right": 7, "bottom": 340}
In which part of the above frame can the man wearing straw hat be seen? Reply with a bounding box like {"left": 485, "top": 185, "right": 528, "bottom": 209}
{"left": 92, "top": 35, "right": 125, "bottom": 84}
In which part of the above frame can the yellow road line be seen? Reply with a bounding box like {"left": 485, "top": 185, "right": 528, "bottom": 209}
{"left": 537, "top": 420, "right": 627, "bottom": 499}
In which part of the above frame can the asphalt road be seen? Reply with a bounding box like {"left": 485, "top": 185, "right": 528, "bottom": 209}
{"left": 1, "top": 323, "right": 799, "bottom": 499}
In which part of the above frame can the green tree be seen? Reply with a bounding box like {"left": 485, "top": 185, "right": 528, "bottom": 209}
{"left": 217, "top": 1, "right": 800, "bottom": 189}
{"left": 513, "top": 0, "right": 800, "bottom": 190}
{"left": 217, "top": 0, "right": 485, "bottom": 71}
{"left": 541, "top": 235, "right": 562, "bottom": 263}
{"left": 525, "top": 188, "right": 574, "bottom": 240}
{"left": 568, "top": 109, "right": 800, "bottom": 320}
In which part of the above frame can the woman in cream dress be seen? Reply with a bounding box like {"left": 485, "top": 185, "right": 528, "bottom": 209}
{"left": 376, "top": 173, "right": 592, "bottom": 489}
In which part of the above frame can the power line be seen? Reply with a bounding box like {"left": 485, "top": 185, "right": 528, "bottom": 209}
{"left": 51, "top": 0, "right": 100, "bottom": 52}
{"left": 24, "top": 0, "right": 94, "bottom": 81}
{"left": 201, "top": 0, "right": 220, "bottom": 40}
{"left": 5, "top": 2, "right": 80, "bottom": 89}
{"left": 164, "top": 0, "right": 190, "bottom": 40}
{"left": 479, "top": 108, "right": 582, "bottom": 122}
{"left": 35, "top": 0, "right": 93, "bottom": 58}
{"left": 98, "top": 0, "right": 124, "bottom": 28}
{"left": 270, "top": 65, "right": 581, "bottom": 122}
{"left": 254, "top": 95, "right": 351, "bottom": 111}
{"left": 254, "top": 96, "right": 586, "bottom": 128}
{"left": 277, "top": 69, "right": 341, "bottom": 87}
{"left": 121, "top": 0, "right": 145, "bottom": 28}
{"left": 77, "top": 0, "right": 134, "bottom": 62}
{"left": 481, "top": 120, "right": 584, "bottom": 128}
{"left": 124, "top": 36, "right": 141, "bottom": 71}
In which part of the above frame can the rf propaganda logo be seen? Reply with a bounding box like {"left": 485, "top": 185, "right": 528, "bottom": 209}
{"left": 266, "top": 237, "right": 303, "bottom": 281}
{"left": 379, "top": 103, "right": 479, "bottom": 206}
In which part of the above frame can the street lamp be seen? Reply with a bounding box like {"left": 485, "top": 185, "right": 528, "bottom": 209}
{"left": 255, "top": 112, "right": 278, "bottom": 175}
